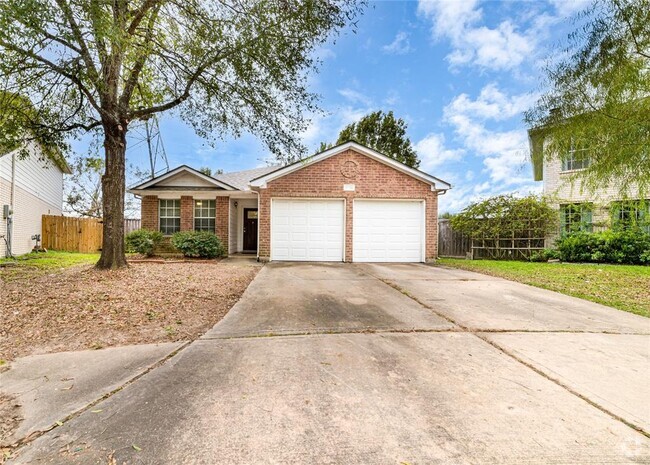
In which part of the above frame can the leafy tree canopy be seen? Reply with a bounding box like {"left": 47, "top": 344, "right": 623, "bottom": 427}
{"left": 320, "top": 110, "right": 420, "bottom": 168}
{"left": 0, "top": 0, "right": 363, "bottom": 268}
{"left": 525, "top": 0, "right": 650, "bottom": 196}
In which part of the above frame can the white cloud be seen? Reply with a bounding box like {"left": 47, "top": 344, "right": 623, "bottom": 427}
{"left": 417, "top": 0, "right": 481, "bottom": 39}
{"left": 337, "top": 88, "right": 372, "bottom": 106}
{"left": 549, "top": 0, "right": 592, "bottom": 17}
{"left": 443, "top": 85, "right": 535, "bottom": 185}
{"left": 446, "top": 83, "right": 537, "bottom": 121}
{"left": 414, "top": 133, "right": 463, "bottom": 171}
{"left": 417, "top": 0, "right": 536, "bottom": 71}
{"left": 382, "top": 32, "right": 413, "bottom": 55}
{"left": 315, "top": 47, "right": 336, "bottom": 61}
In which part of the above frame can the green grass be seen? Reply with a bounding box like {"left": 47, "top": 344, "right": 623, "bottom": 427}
{"left": 438, "top": 258, "right": 650, "bottom": 318}
{"left": 0, "top": 251, "right": 99, "bottom": 275}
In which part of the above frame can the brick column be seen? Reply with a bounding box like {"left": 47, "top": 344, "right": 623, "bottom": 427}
{"left": 216, "top": 197, "right": 229, "bottom": 246}
{"left": 141, "top": 196, "right": 159, "bottom": 231}
{"left": 180, "top": 196, "right": 194, "bottom": 231}
{"left": 257, "top": 191, "right": 270, "bottom": 260}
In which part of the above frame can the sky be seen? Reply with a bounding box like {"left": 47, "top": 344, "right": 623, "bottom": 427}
{"left": 111, "top": 0, "right": 592, "bottom": 214}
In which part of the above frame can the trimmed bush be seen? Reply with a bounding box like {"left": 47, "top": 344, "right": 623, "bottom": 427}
{"left": 125, "top": 229, "right": 163, "bottom": 256}
{"left": 171, "top": 231, "right": 226, "bottom": 258}
{"left": 529, "top": 248, "right": 560, "bottom": 262}
{"left": 555, "top": 229, "right": 650, "bottom": 265}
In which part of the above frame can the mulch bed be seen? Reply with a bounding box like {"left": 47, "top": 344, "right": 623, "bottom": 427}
{"left": 0, "top": 262, "right": 260, "bottom": 361}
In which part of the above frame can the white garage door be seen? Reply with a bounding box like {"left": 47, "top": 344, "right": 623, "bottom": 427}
{"left": 353, "top": 200, "right": 424, "bottom": 262}
{"left": 271, "top": 199, "right": 345, "bottom": 261}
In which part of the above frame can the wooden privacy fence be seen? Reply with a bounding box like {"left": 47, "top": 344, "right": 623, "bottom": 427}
{"left": 438, "top": 219, "right": 471, "bottom": 258}
{"left": 42, "top": 215, "right": 103, "bottom": 253}
{"left": 124, "top": 218, "right": 141, "bottom": 234}
{"left": 42, "top": 216, "right": 143, "bottom": 252}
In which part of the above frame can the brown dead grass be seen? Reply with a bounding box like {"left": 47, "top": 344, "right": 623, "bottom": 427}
{"left": 0, "top": 262, "right": 260, "bottom": 361}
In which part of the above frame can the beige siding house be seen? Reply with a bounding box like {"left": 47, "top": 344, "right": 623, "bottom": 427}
{"left": 530, "top": 136, "right": 647, "bottom": 236}
{"left": 0, "top": 142, "right": 69, "bottom": 257}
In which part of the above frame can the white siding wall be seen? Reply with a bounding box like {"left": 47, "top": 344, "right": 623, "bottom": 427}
{"left": 0, "top": 142, "right": 64, "bottom": 256}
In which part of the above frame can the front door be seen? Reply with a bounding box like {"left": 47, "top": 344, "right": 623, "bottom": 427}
{"left": 243, "top": 208, "right": 258, "bottom": 252}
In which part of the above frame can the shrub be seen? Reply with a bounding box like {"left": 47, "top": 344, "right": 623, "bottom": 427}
{"left": 125, "top": 229, "right": 163, "bottom": 256}
{"left": 555, "top": 229, "right": 650, "bottom": 265}
{"left": 529, "top": 248, "right": 560, "bottom": 262}
{"left": 451, "top": 194, "right": 558, "bottom": 240}
{"left": 171, "top": 231, "right": 226, "bottom": 258}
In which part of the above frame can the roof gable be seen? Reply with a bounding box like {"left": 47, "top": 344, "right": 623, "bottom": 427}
{"left": 130, "top": 165, "right": 236, "bottom": 191}
{"left": 249, "top": 141, "right": 451, "bottom": 190}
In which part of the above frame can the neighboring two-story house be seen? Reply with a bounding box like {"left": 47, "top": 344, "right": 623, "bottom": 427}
{"left": 0, "top": 141, "right": 70, "bottom": 257}
{"left": 529, "top": 133, "right": 648, "bottom": 237}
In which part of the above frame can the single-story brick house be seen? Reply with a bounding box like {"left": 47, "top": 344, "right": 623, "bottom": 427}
{"left": 128, "top": 141, "right": 451, "bottom": 262}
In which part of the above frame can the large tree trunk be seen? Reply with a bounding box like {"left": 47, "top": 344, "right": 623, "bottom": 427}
{"left": 96, "top": 122, "right": 128, "bottom": 269}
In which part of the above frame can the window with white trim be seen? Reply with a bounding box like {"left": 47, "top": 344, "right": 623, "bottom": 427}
{"left": 159, "top": 199, "right": 180, "bottom": 235}
{"left": 611, "top": 200, "right": 650, "bottom": 233}
{"left": 561, "top": 145, "right": 591, "bottom": 171}
{"left": 194, "top": 199, "right": 216, "bottom": 232}
{"left": 560, "top": 203, "right": 593, "bottom": 234}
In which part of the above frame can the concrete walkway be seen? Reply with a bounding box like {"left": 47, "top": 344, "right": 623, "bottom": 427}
{"left": 0, "top": 343, "right": 183, "bottom": 447}
{"left": 6, "top": 263, "right": 650, "bottom": 464}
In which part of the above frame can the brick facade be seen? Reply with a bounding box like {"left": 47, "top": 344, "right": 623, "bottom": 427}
{"left": 216, "top": 197, "right": 229, "bottom": 248}
{"left": 257, "top": 148, "right": 439, "bottom": 262}
{"left": 141, "top": 196, "right": 159, "bottom": 230}
{"left": 180, "top": 196, "right": 194, "bottom": 231}
{"left": 140, "top": 195, "right": 230, "bottom": 244}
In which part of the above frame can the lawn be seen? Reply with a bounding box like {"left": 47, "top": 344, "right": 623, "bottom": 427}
{"left": 0, "top": 251, "right": 99, "bottom": 278}
{"left": 0, "top": 251, "right": 260, "bottom": 361}
{"left": 438, "top": 259, "right": 650, "bottom": 318}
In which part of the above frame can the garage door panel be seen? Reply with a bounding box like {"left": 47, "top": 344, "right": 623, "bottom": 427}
{"left": 353, "top": 200, "right": 423, "bottom": 263}
{"left": 271, "top": 199, "right": 344, "bottom": 262}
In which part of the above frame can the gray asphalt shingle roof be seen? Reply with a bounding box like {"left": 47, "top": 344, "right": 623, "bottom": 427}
{"left": 214, "top": 165, "right": 281, "bottom": 191}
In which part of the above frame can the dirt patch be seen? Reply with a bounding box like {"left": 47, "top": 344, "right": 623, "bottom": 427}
{"left": 0, "top": 262, "right": 260, "bottom": 361}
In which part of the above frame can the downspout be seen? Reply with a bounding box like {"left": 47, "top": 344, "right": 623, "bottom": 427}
{"left": 6, "top": 151, "right": 16, "bottom": 257}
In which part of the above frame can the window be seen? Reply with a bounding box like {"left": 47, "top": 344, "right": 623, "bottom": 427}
{"left": 560, "top": 203, "right": 593, "bottom": 234}
{"left": 159, "top": 199, "right": 180, "bottom": 235}
{"left": 561, "top": 146, "right": 591, "bottom": 171}
{"left": 194, "top": 199, "right": 215, "bottom": 232}
{"left": 611, "top": 200, "right": 649, "bottom": 232}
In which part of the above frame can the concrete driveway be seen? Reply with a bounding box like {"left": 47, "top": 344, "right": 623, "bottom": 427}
{"left": 10, "top": 263, "right": 650, "bottom": 464}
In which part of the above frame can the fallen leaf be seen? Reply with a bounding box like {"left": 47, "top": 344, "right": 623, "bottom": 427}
{"left": 132, "top": 444, "right": 142, "bottom": 452}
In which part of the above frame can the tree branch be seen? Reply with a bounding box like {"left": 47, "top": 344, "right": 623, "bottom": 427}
{"left": 127, "top": 0, "right": 160, "bottom": 35}
{"left": 129, "top": 35, "right": 263, "bottom": 120}
{"left": 53, "top": 0, "right": 102, "bottom": 87}
{"left": 119, "top": 3, "right": 160, "bottom": 109}
{"left": 0, "top": 38, "right": 103, "bottom": 116}
{"left": 612, "top": 0, "right": 650, "bottom": 60}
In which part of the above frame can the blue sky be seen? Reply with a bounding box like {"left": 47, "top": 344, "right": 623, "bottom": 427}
{"left": 118, "top": 0, "right": 590, "bottom": 213}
